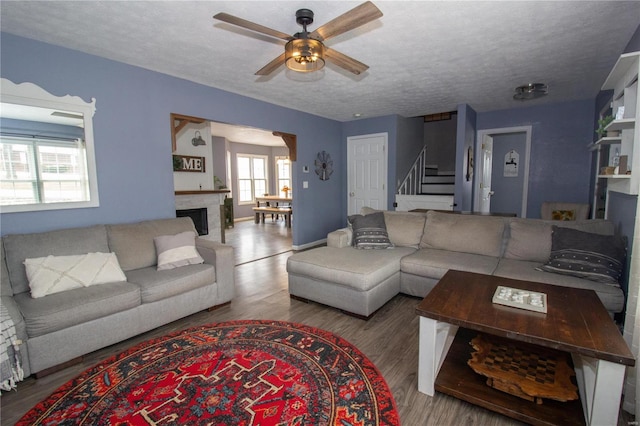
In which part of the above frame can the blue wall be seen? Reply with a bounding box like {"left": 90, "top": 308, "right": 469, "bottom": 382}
{"left": 3, "top": 31, "right": 636, "bottom": 248}
{"left": 395, "top": 116, "right": 425, "bottom": 190}
{"left": 0, "top": 33, "right": 348, "bottom": 246}
{"left": 477, "top": 100, "right": 595, "bottom": 218}
{"left": 455, "top": 104, "right": 476, "bottom": 211}
{"left": 424, "top": 118, "right": 457, "bottom": 173}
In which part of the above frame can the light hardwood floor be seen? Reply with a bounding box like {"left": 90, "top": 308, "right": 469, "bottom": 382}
{"left": 0, "top": 219, "right": 630, "bottom": 425}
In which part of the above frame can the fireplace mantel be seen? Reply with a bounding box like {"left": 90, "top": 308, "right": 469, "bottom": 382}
{"left": 175, "top": 190, "right": 230, "bottom": 195}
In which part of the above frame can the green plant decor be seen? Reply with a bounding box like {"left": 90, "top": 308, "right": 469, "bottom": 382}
{"left": 596, "top": 115, "right": 614, "bottom": 138}
{"left": 214, "top": 175, "right": 227, "bottom": 189}
{"left": 172, "top": 155, "right": 182, "bottom": 171}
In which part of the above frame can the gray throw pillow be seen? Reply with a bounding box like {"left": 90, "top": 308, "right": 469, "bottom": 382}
{"left": 347, "top": 212, "right": 393, "bottom": 250}
{"left": 536, "top": 226, "right": 626, "bottom": 285}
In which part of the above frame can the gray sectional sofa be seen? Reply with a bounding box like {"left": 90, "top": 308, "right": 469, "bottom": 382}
{"left": 287, "top": 208, "right": 625, "bottom": 318}
{"left": 1, "top": 217, "right": 235, "bottom": 377}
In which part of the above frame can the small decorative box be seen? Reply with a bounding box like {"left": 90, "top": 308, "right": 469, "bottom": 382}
{"left": 492, "top": 286, "right": 547, "bottom": 313}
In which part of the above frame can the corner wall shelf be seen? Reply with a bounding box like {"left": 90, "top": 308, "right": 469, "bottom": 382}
{"left": 606, "top": 118, "right": 636, "bottom": 132}
{"left": 590, "top": 51, "right": 640, "bottom": 219}
{"left": 598, "top": 174, "right": 631, "bottom": 179}
{"left": 589, "top": 136, "right": 623, "bottom": 150}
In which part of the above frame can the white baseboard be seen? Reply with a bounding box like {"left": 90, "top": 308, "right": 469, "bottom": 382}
{"left": 234, "top": 216, "right": 254, "bottom": 222}
{"left": 292, "top": 238, "right": 326, "bottom": 251}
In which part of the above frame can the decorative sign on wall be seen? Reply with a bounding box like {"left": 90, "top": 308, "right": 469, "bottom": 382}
{"left": 503, "top": 150, "right": 519, "bottom": 177}
{"left": 315, "top": 151, "right": 333, "bottom": 181}
{"left": 173, "top": 154, "right": 206, "bottom": 173}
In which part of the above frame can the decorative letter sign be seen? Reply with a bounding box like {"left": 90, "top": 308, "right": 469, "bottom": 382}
{"left": 173, "top": 155, "right": 206, "bottom": 173}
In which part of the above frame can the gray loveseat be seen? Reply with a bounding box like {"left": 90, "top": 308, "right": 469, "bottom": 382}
{"left": 287, "top": 208, "right": 625, "bottom": 318}
{"left": 1, "top": 217, "right": 235, "bottom": 377}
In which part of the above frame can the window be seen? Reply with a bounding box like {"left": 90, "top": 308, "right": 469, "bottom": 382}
{"left": 1, "top": 136, "right": 92, "bottom": 207}
{"left": 237, "top": 154, "right": 268, "bottom": 203}
{"left": 275, "top": 156, "right": 291, "bottom": 197}
{"left": 0, "top": 78, "right": 99, "bottom": 213}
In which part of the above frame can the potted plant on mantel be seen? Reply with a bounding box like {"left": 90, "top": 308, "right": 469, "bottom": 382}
{"left": 596, "top": 115, "right": 615, "bottom": 139}
{"left": 214, "top": 175, "right": 227, "bottom": 190}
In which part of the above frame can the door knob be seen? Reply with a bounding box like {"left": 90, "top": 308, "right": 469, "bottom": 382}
{"left": 349, "top": 192, "right": 355, "bottom": 197}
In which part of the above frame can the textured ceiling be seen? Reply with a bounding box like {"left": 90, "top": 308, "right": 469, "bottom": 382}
{"left": 1, "top": 1, "right": 639, "bottom": 123}
{"left": 210, "top": 121, "right": 285, "bottom": 146}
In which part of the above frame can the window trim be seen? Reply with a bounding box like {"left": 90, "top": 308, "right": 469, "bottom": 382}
{"left": 275, "top": 156, "right": 292, "bottom": 198}
{"left": 0, "top": 78, "right": 99, "bottom": 213}
{"left": 236, "top": 153, "right": 269, "bottom": 205}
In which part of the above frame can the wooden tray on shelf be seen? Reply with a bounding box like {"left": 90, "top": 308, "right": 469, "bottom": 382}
{"left": 468, "top": 333, "right": 578, "bottom": 405}
{"left": 434, "top": 328, "right": 585, "bottom": 426}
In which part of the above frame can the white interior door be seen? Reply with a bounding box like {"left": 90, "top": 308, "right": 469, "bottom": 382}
{"left": 347, "top": 133, "right": 388, "bottom": 215}
{"left": 478, "top": 135, "right": 494, "bottom": 213}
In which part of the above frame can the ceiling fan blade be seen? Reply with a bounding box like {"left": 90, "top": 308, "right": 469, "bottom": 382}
{"left": 214, "top": 12, "right": 293, "bottom": 41}
{"left": 324, "top": 48, "right": 369, "bottom": 75}
{"left": 309, "top": 1, "right": 383, "bottom": 41}
{"left": 255, "top": 52, "right": 286, "bottom": 76}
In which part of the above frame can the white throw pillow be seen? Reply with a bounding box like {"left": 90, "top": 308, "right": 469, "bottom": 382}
{"left": 154, "top": 231, "right": 204, "bottom": 270}
{"left": 24, "top": 252, "right": 127, "bottom": 298}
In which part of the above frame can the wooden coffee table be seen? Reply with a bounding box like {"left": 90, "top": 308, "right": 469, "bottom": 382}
{"left": 415, "top": 270, "right": 634, "bottom": 426}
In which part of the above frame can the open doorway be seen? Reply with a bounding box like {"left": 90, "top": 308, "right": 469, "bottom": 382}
{"left": 213, "top": 122, "right": 295, "bottom": 264}
{"left": 171, "top": 113, "right": 295, "bottom": 264}
{"left": 474, "top": 126, "right": 532, "bottom": 217}
{"left": 210, "top": 122, "right": 290, "bottom": 219}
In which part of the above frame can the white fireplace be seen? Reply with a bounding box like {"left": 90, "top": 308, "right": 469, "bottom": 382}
{"left": 175, "top": 191, "right": 229, "bottom": 243}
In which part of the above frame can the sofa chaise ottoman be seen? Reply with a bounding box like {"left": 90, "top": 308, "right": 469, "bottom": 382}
{"left": 287, "top": 246, "right": 416, "bottom": 318}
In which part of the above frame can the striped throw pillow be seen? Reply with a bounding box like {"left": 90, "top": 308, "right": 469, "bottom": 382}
{"left": 536, "top": 226, "right": 625, "bottom": 285}
{"left": 348, "top": 212, "right": 393, "bottom": 250}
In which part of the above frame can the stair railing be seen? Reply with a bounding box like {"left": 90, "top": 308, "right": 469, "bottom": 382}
{"left": 397, "top": 146, "right": 427, "bottom": 195}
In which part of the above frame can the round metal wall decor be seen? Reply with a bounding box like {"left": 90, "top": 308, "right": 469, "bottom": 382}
{"left": 315, "top": 151, "right": 333, "bottom": 181}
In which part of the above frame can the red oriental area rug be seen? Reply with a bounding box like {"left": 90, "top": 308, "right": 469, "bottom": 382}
{"left": 17, "top": 320, "right": 400, "bottom": 425}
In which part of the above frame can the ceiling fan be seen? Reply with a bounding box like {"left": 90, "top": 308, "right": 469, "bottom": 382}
{"left": 213, "top": 1, "right": 383, "bottom": 76}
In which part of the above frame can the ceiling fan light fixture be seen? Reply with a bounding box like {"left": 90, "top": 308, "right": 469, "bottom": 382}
{"left": 513, "top": 83, "right": 548, "bottom": 101}
{"left": 285, "top": 38, "right": 325, "bottom": 73}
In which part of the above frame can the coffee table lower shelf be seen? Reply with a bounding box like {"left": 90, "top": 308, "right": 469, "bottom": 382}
{"left": 435, "top": 328, "right": 585, "bottom": 426}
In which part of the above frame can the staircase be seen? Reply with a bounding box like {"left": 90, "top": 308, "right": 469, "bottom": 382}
{"left": 396, "top": 147, "right": 455, "bottom": 211}
{"left": 420, "top": 166, "right": 455, "bottom": 195}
